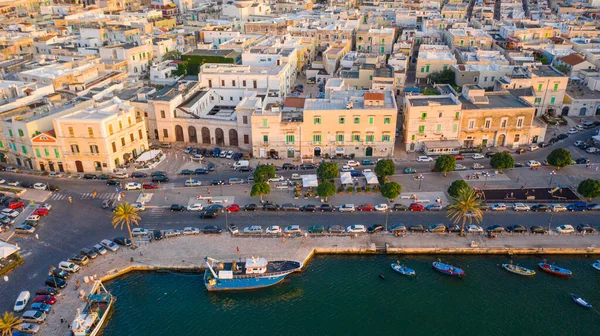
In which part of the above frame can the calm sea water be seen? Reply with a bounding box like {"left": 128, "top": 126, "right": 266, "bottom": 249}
{"left": 103, "top": 256, "right": 600, "bottom": 336}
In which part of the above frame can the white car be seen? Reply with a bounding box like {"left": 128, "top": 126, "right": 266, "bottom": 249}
{"left": 338, "top": 204, "right": 356, "bottom": 212}
{"left": 417, "top": 156, "right": 433, "bottom": 162}
{"left": 113, "top": 172, "right": 128, "bottom": 179}
{"left": 512, "top": 203, "right": 530, "bottom": 211}
{"left": 226, "top": 150, "right": 234, "bottom": 159}
{"left": 131, "top": 203, "right": 146, "bottom": 211}
{"left": 41, "top": 203, "right": 52, "bottom": 211}
{"left": 131, "top": 228, "right": 149, "bottom": 237}
{"left": 7, "top": 181, "right": 20, "bottom": 186}
{"left": 1, "top": 208, "right": 19, "bottom": 218}
{"left": 466, "top": 225, "right": 483, "bottom": 233}
{"left": 551, "top": 204, "right": 567, "bottom": 212}
{"left": 490, "top": 203, "right": 507, "bottom": 211}
{"left": 100, "top": 239, "right": 119, "bottom": 252}
{"left": 284, "top": 225, "right": 302, "bottom": 234}
{"left": 291, "top": 174, "right": 302, "bottom": 180}
{"left": 13, "top": 291, "right": 30, "bottom": 312}
{"left": 93, "top": 244, "right": 107, "bottom": 255}
{"left": 274, "top": 183, "right": 289, "bottom": 190}
{"left": 454, "top": 164, "right": 467, "bottom": 171}
{"left": 346, "top": 160, "right": 360, "bottom": 167}
{"left": 575, "top": 124, "right": 584, "bottom": 131}
{"left": 26, "top": 215, "right": 40, "bottom": 222}
{"left": 556, "top": 224, "right": 574, "bottom": 234}
{"left": 266, "top": 225, "right": 282, "bottom": 234}
{"left": 187, "top": 203, "right": 204, "bottom": 211}
{"left": 374, "top": 204, "right": 388, "bottom": 212}
{"left": 33, "top": 183, "right": 47, "bottom": 190}
{"left": 341, "top": 165, "right": 354, "bottom": 172}
{"left": 124, "top": 182, "right": 142, "bottom": 190}
{"left": 17, "top": 323, "right": 40, "bottom": 334}
{"left": 58, "top": 261, "right": 80, "bottom": 273}
{"left": 268, "top": 175, "right": 284, "bottom": 182}
{"left": 182, "top": 227, "right": 200, "bottom": 235}
{"left": 363, "top": 169, "right": 373, "bottom": 174}
{"left": 574, "top": 140, "right": 584, "bottom": 147}
{"left": 528, "top": 145, "right": 539, "bottom": 152}
{"left": 346, "top": 224, "right": 366, "bottom": 233}
{"left": 567, "top": 128, "right": 578, "bottom": 134}
{"left": 472, "top": 153, "right": 485, "bottom": 160}
{"left": 586, "top": 147, "right": 598, "bottom": 154}
{"left": 527, "top": 160, "right": 541, "bottom": 167}
{"left": 473, "top": 163, "right": 484, "bottom": 170}
{"left": 48, "top": 172, "right": 62, "bottom": 178}
{"left": 0, "top": 178, "right": 5, "bottom": 184}
{"left": 5, "top": 167, "right": 18, "bottom": 172}
{"left": 243, "top": 226, "right": 263, "bottom": 234}
{"left": 184, "top": 180, "right": 202, "bottom": 187}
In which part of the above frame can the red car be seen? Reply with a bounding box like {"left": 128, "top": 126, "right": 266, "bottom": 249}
{"left": 409, "top": 203, "right": 425, "bottom": 211}
{"left": 9, "top": 201, "right": 24, "bottom": 209}
{"left": 454, "top": 154, "right": 464, "bottom": 160}
{"left": 142, "top": 182, "right": 158, "bottom": 190}
{"left": 226, "top": 204, "right": 240, "bottom": 213}
{"left": 358, "top": 203, "right": 375, "bottom": 211}
{"left": 34, "top": 207, "right": 49, "bottom": 216}
{"left": 33, "top": 295, "right": 57, "bottom": 305}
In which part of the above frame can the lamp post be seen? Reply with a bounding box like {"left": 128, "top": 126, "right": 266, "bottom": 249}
{"left": 418, "top": 176, "right": 423, "bottom": 190}
{"left": 549, "top": 170, "right": 556, "bottom": 187}
{"left": 548, "top": 210, "right": 554, "bottom": 234}
{"left": 385, "top": 207, "right": 389, "bottom": 232}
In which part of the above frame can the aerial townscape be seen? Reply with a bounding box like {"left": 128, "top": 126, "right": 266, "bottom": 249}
{"left": 1, "top": 0, "right": 600, "bottom": 334}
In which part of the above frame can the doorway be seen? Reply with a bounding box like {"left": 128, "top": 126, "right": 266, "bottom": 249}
{"left": 75, "top": 160, "right": 84, "bottom": 172}
{"left": 496, "top": 134, "right": 506, "bottom": 147}
{"left": 365, "top": 147, "right": 373, "bottom": 156}
{"left": 313, "top": 147, "right": 321, "bottom": 157}
{"left": 49, "top": 162, "right": 55, "bottom": 172}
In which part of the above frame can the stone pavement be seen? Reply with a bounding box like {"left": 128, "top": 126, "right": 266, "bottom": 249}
{"left": 40, "top": 233, "right": 600, "bottom": 335}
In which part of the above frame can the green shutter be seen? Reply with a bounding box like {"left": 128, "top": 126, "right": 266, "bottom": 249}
{"left": 436, "top": 124, "right": 442, "bottom": 133}
{"left": 263, "top": 119, "right": 268, "bottom": 127}
{"left": 0, "top": 141, "right": 3, "bottom": 148}
{"left": 21, "top": 146, "right": 28, "bottom": 154}
{"left": 426, "top": 65, "right": 430, "bottom": 72}
{"left": 8, "top": 130, "right": 12, "bottom": 137}
{"left": 538, "top": 84, "right": 543, "bottom": 91}
{"left": 453, "top": 124, "right": 458, "bottom": 132}
{"left": 369, "top": 117, "right": 374, "bottom": 124}
{"left": 54, "top": 149, "right": 60, "bottom": 158}
{"left": 553, "top": 83, "right": 559, "bottom": 91}
{"left": 550, "top": 96, "right": 556, "bottom": 104}
{"left": 263, "top": 135, "right": 268, "bottom": 143}
{"left": 44, "top": 148, "right": 50, "bottom": 157}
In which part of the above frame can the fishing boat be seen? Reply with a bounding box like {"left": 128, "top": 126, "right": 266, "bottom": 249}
{"left": 432, "top": 261, "right": 465, "bottom": 276}
{"left": 502, "top": 263, "right": 536, "bottom": 276}
{"left": 391, "top": 263, "right": 416, "bottom": 276}
{"left": 571, "top": 294, "right": 592, "bottom": 309}
{"left": 70, "top": 282, "right": 114, "bottom": 336}
{"left": 593, "top": 260, "right": 600, "bottom": 271}
{"left": 538, "top": 261, "right": 572, "bottom": 277}
{"left": 204, "top": 256, "right": 303, "bottom": 291}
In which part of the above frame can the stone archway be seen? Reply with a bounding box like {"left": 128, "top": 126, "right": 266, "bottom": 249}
{"left": 175, "top": 125, "right": 184, "bottom": 142}
{"left": 229, "top": 129, "right": 238, "bottom": 146}
{"left": 497, "top": 134, "right": 506, "bottom": 147}
{"left": 215, "top": 128, "right": 224, "bottom": 146}
{"left": 561, "top": 106, "right": 569, "bottom": 116}
{"left": 201, "top": 127, "right": 210, "bottom": 144}
{"left": 579, "top": 107, "right": 587, "bottom": 116}
{"left": 188, "top": 126, "right": 197, "bottom": 143}
{"left": 314, "top": 147, "right": 321, "bottom": 157}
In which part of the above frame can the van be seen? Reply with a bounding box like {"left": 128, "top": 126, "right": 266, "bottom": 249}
{"left": 22, "top": 310, "right": 46, "bottom": 324}
{"left": 58, "top": 261, "right": 81, "bottom": 273}
{"left": 233, "top": 160, "right": 249, "bottom": 169}
{"left": 14, "top": 291, "right": 30, "bottom": 312}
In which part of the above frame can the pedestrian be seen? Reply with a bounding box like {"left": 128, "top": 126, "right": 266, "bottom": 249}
{"left": 511, "top": 192, "right": 514, "bottom": 198}
{"left": 60, "top": 316, "right": 64, "bottom": 324}
{"left": 68, "top": 196, "right": 72, "bottom": 203}
{"left": 282, "top": 235, "right": 286, "bottom": 243}
{"left": 236, "top": 246, "right": 239, "bottom": 253}
{"left": 75, "top": 280, "right": 80, "bottom": 289}
{"left": 35, "top": 233, "right": 39, "bottom": 240}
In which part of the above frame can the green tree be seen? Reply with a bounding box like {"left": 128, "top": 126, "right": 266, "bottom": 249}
{"left": 446, "top": 187, "right": 483, "bottom": 235}
{"left": 490, "top": 152, "right": 514, "bottom": 173}
{"left": 375, "top": 159, "right": 395, "bottom": 182}
{"left": 546, "top": 148, "right": 571, "bottom": 170}
{"left": 448, "top": 179, "right": 470, "bottom": 197}
{"left": 554, "top": 63, "right": 570, "bottom": 75}
{"left": 250, "top": 182, "right": 270, "bottom": 201}
{"left": 317, "top": 162, "right": 339, "bottom": 180}
{"left": 162, "top": 50, "right": 182, "bottom": 61}
{"left": 253, "top": 165, "right": 276, "bottom": 183}
{"left": 381, "top": 182, "right": 402, "bottom": 200}
{"left": 426, "top": 68, "right": 455, "bottom": 85}
{"left": 434, "top": 154, "right": 456, "bottom": 177}
{"left": 317, "top": 180, "right": 336, "bottom": 201}
{"left": 0, "top": 312, "right": 21, "bottom": 336}
{"left": 111, "top": 202, "right": 141, "bottom": 249}
{"left": 577, "top": 179, "right": 600, "bottom": 200}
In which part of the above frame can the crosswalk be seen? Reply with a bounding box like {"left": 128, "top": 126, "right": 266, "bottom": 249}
{"left": 48, "top": 192, "right": 119, "bottom": 201}
{"left": 143, "top": 207, "right": 165, "bottom": 228}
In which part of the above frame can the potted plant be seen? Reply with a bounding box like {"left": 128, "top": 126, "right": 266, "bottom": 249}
{"left": 338, "top": 185, "right": 344, "bottom": 194}
{"left": 356, "top": 187, "right": 362, "bottom": 194}
{"left": 347, "top": 186, "right": 354, "bottom": 194}
{"left": 373, "top": 186, "right": 380, "bottom": 192}
{"left": 294, "top": 192, "right": 300, "bottom": 199}
{"left": 366, "top": 186, "right": 371, "bottom": 193}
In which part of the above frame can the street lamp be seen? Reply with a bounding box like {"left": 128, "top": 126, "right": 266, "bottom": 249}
{"left": 385, "top": 207, "right": 389, "bottom": 232}
{"left": 418, "top": 176, "right": 423, "bottom": 190}
{"left": 548, "top": 210, "right": 554, "bottom": 234}
{"left": 549, "top": 170, "right": 556, "bottom": 187}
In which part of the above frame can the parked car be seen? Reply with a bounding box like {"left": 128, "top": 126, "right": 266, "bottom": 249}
{"left": 328, "top": 225, "right": 345, "bottom": 234}
{"left": 142, "top": 182, "right": 158, "bottom": 190}
{"left": 551, "top": 204, "right": 567, "bottom": 212}
{"left": 185, "top": 179, "right": 202, "bottom": 187}
{"left": 409, "top": 203, "right": 425, "bottom": 211}
{"left": 195, "top": 168, "right": 208, "bottom": 175}
{"left": 182, "top": 227, "right": 201, "bottom": 235}
{"left": 300, "top": 204, "right": 317, "bottom": 212}
{"left": 33, "top": 183, "right": 47, "bottom": 191}
{"left": 307, "top": 225, "right": 325, "bottom": 234}
{"left": 44, "top": 277, "right": 66, "bottom": 289}
{"left": 346, "top": 225, "right": 366, "bottom": 233}
{"left": 164, "top": 229, "right": 182, "bottom": 238}
{"left": 113, "top": 237, "right": 132, "bottom": 247}
{"left": 228, "top": 178, "right": 244, "bottom": 184}
{"left": 486, "top": 225, "right": 505, "bottom": 233}
{"left": 526, "top": 160, "right": 541, "bottom": 167}
{"left": 180, "top": 169, "right": 194, "bottom": 175}
{"left": 21, "top": 310, "right": 47, "bottom": 324}
{"left": 80, "top": 248, "right": 98, "bottom": 259}
{"left": 2, "top": 208, "right": 20, "bottom": 218}
{"left": 281, "top": 203, "right": 300, "bottom": 211}
{"left": 403, "top": 167, "right": 417, "bottom": 174}
{"left": 211, "top": 179, "right": 225, "bottom": 186}
{"left": 530, "top": 226, "right": 548, "bottom": 234}
{"left": 153, "top": 230, "right": 164, "bottom": 240}
{"left": 426, "top": 203, "right": 443, "bottom": 211}
{"left": 408, "top": 225, "right": 426, "bottom": 232}
{"left": 392, "top": 204, "right": 408, "bottom": 212}
{"left": 586, "top": 204, "right": 600, "bottom": 211}
{"left": 266, "top": 226, "right": 281, "bottom": 234}
{"left": 284, "top": 225, "right": 302, "bottom": 234}
{"left": 374, "top": 204, "right": 388, "bottom": 212}
{"left": 93, "top": 244, "right": 107, "bottom": 255}
{"left": 14, "top": 291, "right": 30, "bottom": 312}
{"left": 362, "top": 160, "right": 375, "bottom": 165}
{"left": 358, "top": 203, "right": 375, "bottom": 212}
{"left": 226, "top": 204, "right": 241, "bottom": 212}
{"left": 490, "top": 203, "right": 507, "bottom": 211}
{"left": 338, "top": 204, "right": 356, "bottom": 212}
{"left": 263, "top": 203, "right": 280, "bottom": 211}
{"left": 389, "top": 224, "right": 407, "bottom": 233}
{"left": 15, "top": 224, "right": 35, "bottom": 234}
{"left": 416, "top": 156, "right": 433, "bottom": 162}
{"left": 187, "top": 203, "right": 203, "bottom": 211}
{"left": 428, "top": 223, "right": 446, "bottom": 233}
{"left": 30, "top": 303, "right": 51, "bottom": 314}
{"left": 320, "top": 204, "right": 334, "bottom": 212}
{"left": 244, "top": 203, "right": 258, "bottom": 212}
{"left": 531, "top": 204, "right": 551, "bottom": 212}
{"left": 466, "top": 225, "right": 483, "bottom": 233}
{"left": 243, "top": 226, "right": 263, "bottom": 234}
{"left": 170, "top": 204, "right": 185, "bottom": 212}
{"left": 228, "top": 224, "right": 239, "bottom": 235}
{"left": 151, "top": 175, "right": 169, "bottom": 182}
{"left": 556, "top": 224, "right": 575, "bottom": 234}
{"left": 577, "top": 223, "right": 595, "bottom": 233}
{"left": 68, "top": 254, "right": 89, "bottom": 266}
{"left": 367, "top": 224, "right": 384, "bottom": 234}
{"left": 100, "top": 239, "right": 119, "bottom": 252}
{"left": 507, "top": 225, "right": 527, "bottom": 233}
{"left": 512, "top": 203, "right": 530, "bottom": 212}
{"left": 199, "top": 210, "right": 217, "bottom": 219}
{"left": 567, "top": 202, "right": 587, "bottom": 212}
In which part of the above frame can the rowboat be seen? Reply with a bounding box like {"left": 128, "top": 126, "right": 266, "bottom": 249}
{"left": 502, "top": 263, "right": 536, "bottom": 276}
{"left": 538, "top": 261, "right": 572, "bottom": 277}
{"left": 432, "top": 261, "right": 465, "bottom": 276}
{"left": 571, "top": 294, "right": 592, "bottom": 309}
{"left": 391, "top": 263, "right": 415, "bottom": 276}
{"left": 593, "top": 260, "right": 600, "bottom": 271}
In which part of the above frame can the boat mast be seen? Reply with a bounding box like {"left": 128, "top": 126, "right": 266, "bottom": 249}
{"left": 205, "top": 257, "right": 219, "bottom": 278}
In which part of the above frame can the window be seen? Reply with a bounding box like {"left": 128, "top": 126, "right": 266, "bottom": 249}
{"left": 313, "top": 134, "right": 322, "bottom": 144}
{"left": 336, "top": 134, "right": 344, "bottom": 143}
{"left": 369, "top": 117, "right": 374, "bottom": 124}
{"left": 8, "top": 130, "right": 12, "bottom": 137}
{"left": 88, "top": 127, "right": 94, "bottom": 137}
{"left": 70, "top": 144, "right": 79, "bottom": 153}
{"left": 517, "top": 117, "right": 524, "bottom": 128}
{"left": 35, "top": 148, "right": 41, "bottom": 158}
{"left": 455, "top": 112, "right": 460, "bottom": 120}
{"left": 553, "top": 83, "right": 559, "bottom": 91}
{"left": 453, "top": 124, "right": 458, "bottom": 132}
{"left": 436, "top": 124, "right": 442, "bottom": 133}
{"left": 352, "top": 134, "right": 360, "bottom": 142}
{"left": 253, "top": 80, "right": 257, "bottom": 89}
{"left": 241, "top": 116, "right": 248, "bottom": 124}
{"left": 421, "top": 67, "right": 425, "bottom": 73}
{"left": 232, "top": 80, "right": 236, "bottom": 86}
{"left": 262, "top": 119, "right": 268, "bottom": 127}
{"left": 550, "top": 96, "right": 556, "bottom": 105}
{"left": 537, "top": 83, "right": 543, "bottom": 92}
{"left": 418, "top": 125, "right": 425, "bottom": 134}
{"left": 54, "top": 149, "right": 60, "bottom": 158}
{"left": 426, "top": 65, "right": 430, "bottom": 72}
{"left": 354, "top": 117, "right": 360, "bottom": 124}
{"left": 120, "top": 137, "right": 125, "bottom": 146}
{"left": 314, "top": 117, "right": 321, "bottom": 125}
{"left": 163, "top": 129, "right": 169, "bottom": 138}
{"left": 0, "top": 141, "right": 2, "bottom": 148}
{"left": 384, "top": 117, "right": 391, "bottom": 124}
{"left": 338, "top": 117, "right": 345, "bottom": 124}
{"left": 438, "top": 112, "right": 443, "bottom": 118}
{"left": 221, "top": 80, "right": 225, "bottom": 86}
{"left": 44, "top": 148, "right": 49, "bottom": 157}
{"left": 111, "top": 142, "right": 117, "bottom": 153}
{"left": 242, "top": 80, "right": 246, "bottom": 87}
{"left": 208, "top": 80, "right": 212, "bottom": 88}
{"left": 263, "top": 135, "right": 269, "bottom": 143}
{"left": 244, "top": 135, "right": 249, "bottom": 144}
{"left": 534, "top": 97, "right": 542, "bottom": 104}
{"left": 132, "top": 55, "right": 135, "bottom": 61}
{"left": 18, "top": 129, "right": 24, "bottom": 137}
{"left": 286, "top": 135, "right": 295, "bottom": 144}
{"left": 514, "top": 134, "right": 520, "bottom": 143}
{"left": 366, "top": 134, "right": 374, "bottom": 143}
{"left": 68, "top": 127, "right": 74, "bottom": 137}
{"left": 501, "top": 119, "right": 507, "bottom": 128}
{"left": 118, "top": 121, "right": 123, "bottom": 130}
{"left": 421, "top": 113, "right": 427, "bottom": 120}
{"left": 484, "top": 119, "right": 491, "bottom": 129}
{"left": 411, "top": 135, "right": 415, "bottom": 141}
{"left": 130, "top": 133, "right": 134, "bottom": 142}
{"left": 90, "top": 145, "right": 99, "bottom": 153}
{"left": 382, "top": 134, "right": 391, "bottom": 142}
{"left": 108, "top": 125, "right": 114, "bottom": 135}
{"left": 138, "top": 129, "right": 143, "bottom": 139}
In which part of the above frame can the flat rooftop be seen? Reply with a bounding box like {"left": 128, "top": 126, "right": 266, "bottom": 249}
{"left": 531, "top": 66, "right": 566, "bottom": 78}
{"left": 304, "top": 90, "right": 395, "bottom": 110}
{"left": 407, "top": 96, "right": 459, "bottom": 107}
{"left": 459, "top": 93, "right": 532, "bottom": 110}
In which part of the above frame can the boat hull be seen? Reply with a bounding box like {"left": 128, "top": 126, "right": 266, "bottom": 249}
{"left": 502, "top": 264, "right": 535, "bottom": 276}
{"left": 432, "top": 262, "right": 465, "bottom": 276}
{"left": 87, "top": 298, "right": 113, "bottom": 336}
{"left": 391, "top": 263, "right": 415, "bottom": 276}
{"left": 538, "top": 263, "right": 572, "bottom": 276}
{"left": 592, "top": 261, "right": 600, "bottom": 271}
{"left": 572, "top": 294, "right": 592, "bottom": 309}
{"left": 204, "top": 270, "right": 290, "bottom": 291}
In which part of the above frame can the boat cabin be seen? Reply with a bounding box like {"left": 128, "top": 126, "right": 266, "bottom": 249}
{"left": 245, "top": 257, "right": 268, "bottom": 274}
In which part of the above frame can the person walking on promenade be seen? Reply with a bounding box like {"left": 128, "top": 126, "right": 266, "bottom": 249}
{"left": 68, "top": 196, "right": 72, "bottom": 203}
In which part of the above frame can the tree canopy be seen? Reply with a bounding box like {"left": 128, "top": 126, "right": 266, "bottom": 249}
{"left": 317, "top": 162, "right": 339, "bottom": 180}
{"left": 250, "top": 182, "right": 270, "bottom": 201}
{"left": 426, "top": 68, "right": 455, "bottom": 85}
{"left": 253, "top": 165, "right": 276, "bottom": 183}
{"left": 111, "top": 202, "right": 141, "bottom": 248}
{"left": 381, "top": 182, "right": 402, "bottom": 200}
{"left": 577, "top": 179, "right": 600, "bottom": 200}
{"left": 375, "top": 159, "right": 396, "bottom": 179}
{"left": 490, "top": 152, "right": 514, "bottom": 172}
{"left": 317, "top": 180, "right": 336, "bottom": 201}
{"left": 546, "top": 148, "right": 571, "bottom": 169}
{"left": 448, "top": 179, "right": 470, "bottom": 197}
{"left": 446, "top": 187, "right": 483, "bottom": 235}
{"left": 435, "top": 154, "right": 456, "bottom": 177}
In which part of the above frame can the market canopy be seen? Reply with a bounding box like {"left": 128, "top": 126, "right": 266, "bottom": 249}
{"left": 364, "top": 172, "right": 379, "bottom": 185}
{"left": 136, "top": 150, "right": 162, "bottom": 163}
{"left": 340, "top": 172, "right": 353, "bottom": 185}
{"left": 302, "top": 174, "right": 318, "bottom": 188}
{"left": 0, "top": 241, "right": 20, "bottom": 259}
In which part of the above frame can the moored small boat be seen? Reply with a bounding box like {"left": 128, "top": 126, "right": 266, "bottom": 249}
{"left": 571, "top": 294, "right": 592, "bottom": 309}
{"left": 502, "top": 263, "right": 536, "bottom": 276}
{"left": 70, "top": 282, "right": 114, "bottom": 336}
{"left": 432, "top": 261, "right": 465, "bottom": 276}
{"left": 391, "top": 263, "right": 416, "bottom": 276}
{"left": 538, "top": 262, "right": 572, "bottom": 277}
{"left": 592, "top": 260, "right": 600, "bottom": 271}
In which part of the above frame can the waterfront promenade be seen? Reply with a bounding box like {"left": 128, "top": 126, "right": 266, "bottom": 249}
{"left": 43, "top": 233, "right": 600, "bottom": 335}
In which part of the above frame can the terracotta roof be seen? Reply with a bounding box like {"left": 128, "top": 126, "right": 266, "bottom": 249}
{"left": 45, "top": 130, "right": 56, "bottom": 138}
{"left": 36, "top": 35, "right": 56, "bottom": 42}
{"left": 559, "top": 53, "right": 586, "bottom": 66}
{"left": 364, "top": 92, "right": 384, "bottom": 101}
{"left": 283, "top": 97, "right": 305, "bottom": 109}
{"left": 159, "top": 27, "right": 168, "bottom": 33}
{"left": 23, "top": 88, "right": 34, "bottom": 93}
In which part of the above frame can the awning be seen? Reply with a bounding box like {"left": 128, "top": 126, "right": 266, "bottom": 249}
{"left": 364, "top": 172, "right": 379, "bottom": 185}
{"left": 340, "top": 172, "right": 353, "bottom": 185}
{"left": 0, "top": 241, "right": 20, "bottom": 259}
{"left": 302, "top": 174, "right": 318, "bottom": 188}
{"left": 135, "top": 150, "right": 162, "bottom": 163}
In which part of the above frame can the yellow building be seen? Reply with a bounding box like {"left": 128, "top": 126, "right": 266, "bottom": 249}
{"left": 415, "top": 45, "right": 457, "bottom": 84}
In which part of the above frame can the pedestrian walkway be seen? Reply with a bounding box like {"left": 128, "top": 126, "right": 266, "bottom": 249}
{"left": 48, "top": 192, "right": 119, "bottom": 201}
{"left": 143, "top": 207, "right": 165, "bottom": 228}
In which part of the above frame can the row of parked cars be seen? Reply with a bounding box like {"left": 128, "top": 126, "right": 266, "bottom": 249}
{"left": 487, "top": 202, "right": 600, "bottom": 212}
{"left": 184, "top": 146, "right": 251, "bottom": 162}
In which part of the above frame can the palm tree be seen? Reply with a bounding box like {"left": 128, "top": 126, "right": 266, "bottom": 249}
{"left": 0, "top": 311, "right": 21, "bottom": 336}
{"left": 446, "top": 187, "right": 483, "bottom": 235}
{"left": 111, "top": 202, "right": 141, "bottom": 249}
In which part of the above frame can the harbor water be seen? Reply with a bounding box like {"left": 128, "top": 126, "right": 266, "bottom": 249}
{"left": 103, "top": 255, "right": 600, "bottom": 335}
